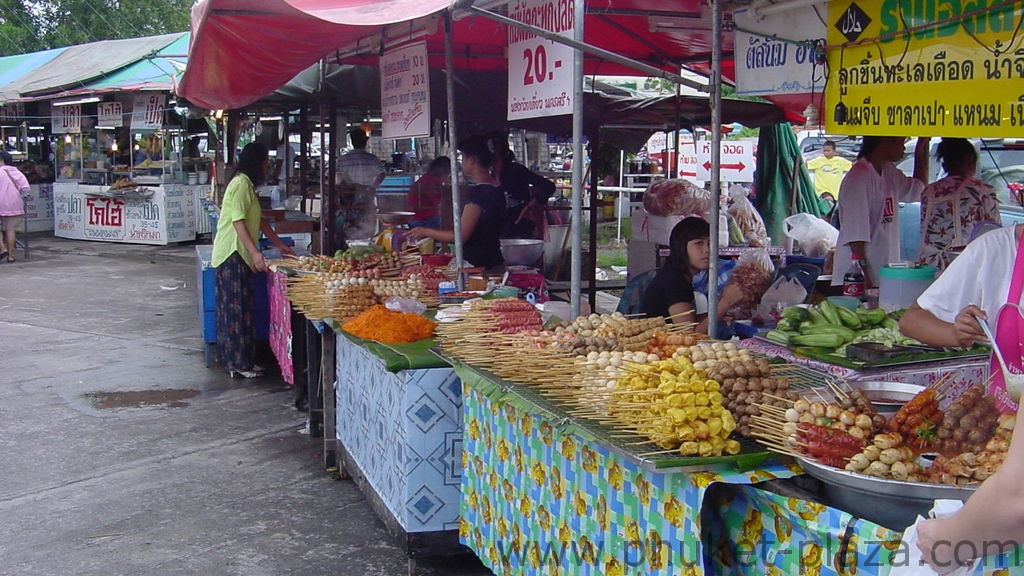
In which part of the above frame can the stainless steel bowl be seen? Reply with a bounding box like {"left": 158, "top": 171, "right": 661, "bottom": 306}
{"left": 377, "top": 211, "right": 416, "bottom": 225}
{"left": 850, "top": 381, "right": 924, "bottom": 415}
{"left": 798, "top": 456, "right": 975, "bottom": 530}
{"left": 500, "top": 239, "right": 544, "bottom": 266}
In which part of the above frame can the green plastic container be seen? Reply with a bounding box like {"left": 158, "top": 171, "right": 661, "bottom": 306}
{"left": 879, "top": 265, "right": 937, "bottom": 311}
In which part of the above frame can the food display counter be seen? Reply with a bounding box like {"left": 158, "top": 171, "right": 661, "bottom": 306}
{"left": 333, "top": 331, "right": 464, "bottom": 554}
{"left": 53, "top": 182, "right": 205, "bottom": 244}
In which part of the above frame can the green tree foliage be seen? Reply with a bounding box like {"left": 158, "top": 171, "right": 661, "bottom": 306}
{"left": 0, "top": 0, "right": 192, "bottom": 56}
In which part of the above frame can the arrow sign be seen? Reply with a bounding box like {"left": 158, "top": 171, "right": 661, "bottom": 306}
{"left": 702, "top": 161, "right": 747, "bottom": 171}
{"left": 696, "top": 140, "right": 755, "bottom": 182}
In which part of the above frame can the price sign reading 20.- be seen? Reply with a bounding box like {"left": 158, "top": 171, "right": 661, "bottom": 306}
{"left": 507, "top": 0, "right": 575, "bottom": 121}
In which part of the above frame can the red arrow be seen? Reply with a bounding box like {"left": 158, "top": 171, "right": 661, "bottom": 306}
{"left": 702, "top": 161, "right": 747, "bottom": 171}
{"left": 679, "top": 170, "right": 697, "bottom": 177}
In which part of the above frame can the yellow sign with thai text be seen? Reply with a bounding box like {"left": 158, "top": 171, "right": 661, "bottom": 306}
{"left": 825, "top": 0, "right": 1024, "bottom": 137}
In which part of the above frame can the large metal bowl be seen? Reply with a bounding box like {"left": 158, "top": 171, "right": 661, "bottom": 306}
{"left": 500, "top": 238, "right": 544, "bottom": 266}
{"left": 798, "top": 456, "right": 975, "bottom": 529}
{"left": 377, "top": 211, "right": 416, "bottom": 225}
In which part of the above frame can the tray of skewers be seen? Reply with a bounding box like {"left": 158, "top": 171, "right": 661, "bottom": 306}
{"left": 751, "top": 374, "right": 1010, "bottom": 493}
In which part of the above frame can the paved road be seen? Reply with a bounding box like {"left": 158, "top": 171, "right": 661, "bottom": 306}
{"left": 0, "top": 234, "right": 491, "bottom": 576}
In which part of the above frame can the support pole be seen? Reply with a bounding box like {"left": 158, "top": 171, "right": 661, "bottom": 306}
{"left": 444, "top": 13, "right": 465, "bottom": 290}
{"left": 708, "top": 0, "right": 723, "bottom": 339}
{"left": 570, "top": 0, "right": 585, "bottom": 318}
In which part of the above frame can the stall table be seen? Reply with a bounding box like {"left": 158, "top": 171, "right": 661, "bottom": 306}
{"left": 333, "top": 331, "right": 465, "bottom": 556}
{"left": 455, "top": 363, "right": 798, "bottom": 575}
{"left": 54, "top": 182, "right": 204, "bottom": 244}
{"left": 456, "top": 360, "right": 1022, "bottom": 575}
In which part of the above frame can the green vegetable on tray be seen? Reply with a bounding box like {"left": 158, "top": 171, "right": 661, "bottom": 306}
{"left": 772, "top": 303, "right": 919, "bottom": 357}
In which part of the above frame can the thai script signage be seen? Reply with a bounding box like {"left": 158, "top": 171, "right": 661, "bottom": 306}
{"left": 826, "top": 0, "right": 1024, "bottom": 136}
{"left": 507, "top": 0, "right": 576, "bottom": 120}
{"left": 734, "top": 8, "right": 826, "bottom": 96}
{"left": 380, "top": 42, "right": 430, "bottom": 139}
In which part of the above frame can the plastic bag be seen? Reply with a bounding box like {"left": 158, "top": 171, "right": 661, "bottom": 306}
{"left": 783, "top": 213, "right": 839, "bottom": 258}
{"left": 384, "top": 296, "right": 427, "bottom": 315}
{"left": 727, "top": 249, "right": 776, "bottom": 317}
{"left": 642, "top": 178, "right": 710, "bottom": 217}
{"left": 727, "top": 185, "right": 769, "bottom": 247}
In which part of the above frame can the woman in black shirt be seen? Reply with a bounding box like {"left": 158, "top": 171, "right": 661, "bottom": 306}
{"left": 641, "top": 217, "right": 743, "bottom": 332}
{"left": 408, "top": 135, "right": 506, "bottom": 271}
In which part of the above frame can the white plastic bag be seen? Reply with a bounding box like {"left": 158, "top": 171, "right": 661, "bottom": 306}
{"left": 783, "top": 213, "right": 839, "bottom": 258}
{"left": 727, "top": 185, "right": 769, "bottom": 247}
{"left": 384, "top": 296, "right": 427, "bottom": 315}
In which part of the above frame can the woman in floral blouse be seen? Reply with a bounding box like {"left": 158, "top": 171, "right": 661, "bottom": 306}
{"left": 918, "top": 138, "right": 1002, "bottom": 270}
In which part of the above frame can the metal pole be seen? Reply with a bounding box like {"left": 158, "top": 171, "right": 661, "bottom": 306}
{"left": 708, "top": 0, "right": 723, "bottom": 339}
{"left": 570, "top": 0, "right": 585, "bottom": 318}
{"left": 444, "top": 13, "right": 465, "bottom": 290}
{"left": 616, "top": 150, "right": 624, "bottom": 243}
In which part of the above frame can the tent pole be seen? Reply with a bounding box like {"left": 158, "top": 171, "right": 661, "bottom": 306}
{"left": 708, "top": 0, "right": 723, "bottom": 339}
{"left": 444, "top": 12, "right": 465, "bottom": 291}
{"left": 570, "top": 0, "right": 585, "bottom": 318}
{"left": 616, "top": 150, "right": 624, "bottom": 243}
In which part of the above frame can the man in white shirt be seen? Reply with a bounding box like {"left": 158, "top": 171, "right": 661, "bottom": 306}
{"left": 831, "top": 136, "right": 931, "bottom": 288}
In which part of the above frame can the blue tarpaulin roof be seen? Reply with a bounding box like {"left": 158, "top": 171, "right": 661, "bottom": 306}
{"left": 0, "top": 48, "right": 68, "bottom": 101}
{"left": 0, "top": 32, "right": 186, "bottom": 102}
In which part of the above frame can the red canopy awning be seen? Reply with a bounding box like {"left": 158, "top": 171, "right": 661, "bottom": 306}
{"left": 179, "top": 0, "right": 736, "bottom": 112}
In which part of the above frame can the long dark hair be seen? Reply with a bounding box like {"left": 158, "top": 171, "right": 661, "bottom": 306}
{"left": 666, "top": 217, "right": 709, "bottom": 274}
{"left": 458, "top": 134, "right": 500, "bottom": 172}
{"left": 236, "top": 142, "right": 269, "bottom": 185}
{"left": 935, "top": 137, "right": 977, "bottom": 174}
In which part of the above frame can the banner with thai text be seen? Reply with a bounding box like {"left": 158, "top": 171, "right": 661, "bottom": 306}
{"left": 825, "top": 0, "right": 1024, "bottom": 137}
{"left": 380, "top": 42, "right": 430, "bottom": 139}
{"left": 507, "top": 0, "right": 576, "bottom": 120}
{"left": 734, "top": 8, "right": 826, "bottom": 96}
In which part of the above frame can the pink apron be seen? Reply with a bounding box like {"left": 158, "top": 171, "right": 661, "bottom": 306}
{"left": 988, "top": 227, "right": 1024, "bottom": 413}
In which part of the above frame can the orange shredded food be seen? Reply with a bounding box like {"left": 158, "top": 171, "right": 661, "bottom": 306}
{"left": 342, "top": 305, "right": 436, "bottom": 343}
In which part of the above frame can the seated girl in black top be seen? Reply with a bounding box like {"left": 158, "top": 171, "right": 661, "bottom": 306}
{"left": 641, "top": 216, "right": 744, "bottom": 333}
{"left": 408, "top": 134, "right": 506, "bottom": 272}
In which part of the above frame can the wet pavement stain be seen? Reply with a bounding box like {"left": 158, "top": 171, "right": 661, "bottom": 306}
{"left": 84, "top": 389, "right": 200, "bottom": 409}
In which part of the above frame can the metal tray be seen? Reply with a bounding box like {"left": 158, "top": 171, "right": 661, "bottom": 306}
{"left": 797, "top": 456, "right": 975, "bottom": 529}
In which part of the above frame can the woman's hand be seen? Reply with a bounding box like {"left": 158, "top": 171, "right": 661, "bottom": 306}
{"left": 953, "top": 305, "right": 988, "bottom": 347}
{"left": 917, "top": 518, "right": 972, "bottom": 574}
{"left": 406, "top": 227, "right": 433, "bottom": 240}
{"left": 252, "top": 252, "right": 269, "bottom": 272}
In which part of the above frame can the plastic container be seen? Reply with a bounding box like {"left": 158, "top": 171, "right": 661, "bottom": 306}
{"left": 879, "top": 265, "right": 937, "bottom": 311}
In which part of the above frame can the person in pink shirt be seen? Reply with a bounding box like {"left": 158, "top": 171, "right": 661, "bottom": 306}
{"left": 0, "top": 151, "right": 30, "bottom": 263}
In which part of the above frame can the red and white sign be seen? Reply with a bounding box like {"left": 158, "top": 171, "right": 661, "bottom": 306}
{"left": 97, "top": 102, "right": 123, "bottom": 128}
{"left": 695, "top": 140, "right": 756, "bottom": 182}
{"left": 507, "top": 0, "right": 576, "bottom": 121}
{"left": 51, "top": 104, "right": 81, "bottom": 134}
{"left": 130, "top": 93, "right": 165, "bottom": 130}
{"left": 380, "top": 42, "right": 430, "bottom": 139}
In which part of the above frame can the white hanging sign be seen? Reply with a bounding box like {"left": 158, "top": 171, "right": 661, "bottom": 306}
{"left": 51, "top": 104, "right": 81, "bottom": 134}
{"left": 507, "top": 0, "right": 576, "bottom": 120}
{"left": 97, "top": 102, "right": 123, "bottom": 128}
{"left": 695, "top": 140, "right": 756, "bottom": 182}
{"left": 380, "top": 42, "right": 431, "bottom": 139}
{"left": 733, "top": 8, "right": 826, "bottom": 96}
{"left": 130, "top": 93, "right": 165, "bottom": 130}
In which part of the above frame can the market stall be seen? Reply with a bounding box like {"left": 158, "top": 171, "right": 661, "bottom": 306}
{"left": 279, "top": 250, "right": 466, "bottom": 555}
{"left": 55, "top": 182, "right": 204, "bottom": 244}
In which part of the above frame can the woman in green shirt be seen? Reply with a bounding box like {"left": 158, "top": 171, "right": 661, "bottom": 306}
{"left": 212, "top": 142, "right": 292, "bottom": 378}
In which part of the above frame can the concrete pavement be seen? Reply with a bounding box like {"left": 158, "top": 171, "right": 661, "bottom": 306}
{"left": 0, "top": 233, "right": 491, "bottom": 576}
